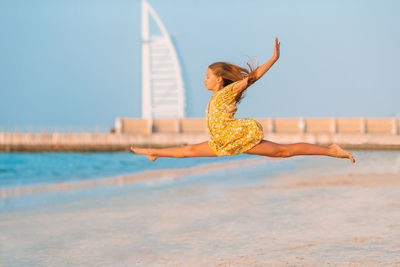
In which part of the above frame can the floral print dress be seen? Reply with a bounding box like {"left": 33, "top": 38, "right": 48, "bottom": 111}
{"left": 206, "top": 81, "right": 264, "bottom": 156}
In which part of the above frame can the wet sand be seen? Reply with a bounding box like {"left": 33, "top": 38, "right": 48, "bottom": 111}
{"left": 1, "top": 155, "right": 400, "bottom": 266}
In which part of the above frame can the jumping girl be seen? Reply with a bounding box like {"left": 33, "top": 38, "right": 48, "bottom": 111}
{"left": 131, "top": 37, "right": 355, "bottom": 163}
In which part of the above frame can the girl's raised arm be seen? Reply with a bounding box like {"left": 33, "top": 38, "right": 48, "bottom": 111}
{"left": 233, "top": 37, "right": 280, "bottom": 93}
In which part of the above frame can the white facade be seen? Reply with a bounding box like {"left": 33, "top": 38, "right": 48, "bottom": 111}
{"left": 141, "top": 0, "right": 185, "bottom": 119}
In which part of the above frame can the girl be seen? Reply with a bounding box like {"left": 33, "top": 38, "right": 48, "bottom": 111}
{"left": 131, "top": 37, "right": 355, "bottom": 163}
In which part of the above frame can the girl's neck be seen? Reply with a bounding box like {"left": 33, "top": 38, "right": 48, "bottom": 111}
{"left": 211, "top": 84, "right": 224, "bottom": 95}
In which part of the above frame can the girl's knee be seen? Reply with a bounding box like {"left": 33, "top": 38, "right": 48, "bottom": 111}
{"left": 276, "top": 145, "right": 291, "bottom": 157}
{"left": 182, "top": 145, "right": 195, "bottom": 157}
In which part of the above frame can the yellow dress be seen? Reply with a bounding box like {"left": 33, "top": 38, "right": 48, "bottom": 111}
{"left": 206, "top": 81, "right": 264, "bottom": 156}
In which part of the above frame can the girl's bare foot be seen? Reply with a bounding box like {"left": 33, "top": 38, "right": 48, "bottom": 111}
{"left": 130, "top": 146, "right": 158, "bottom": 161}
{"left": 329, "top": 144, "right": 355, "bottom": 163}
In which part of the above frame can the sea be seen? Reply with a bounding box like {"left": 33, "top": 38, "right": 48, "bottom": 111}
{"left": 1, "top": 150, "right": 400, "bottom": 189}
{"left": 1, "top": 151, "right": 400, "bottom": 188}
{"left": 1, "top": 150, "right": 400, "bottom": 212}
{"left": 0, "top": 152, "right": 279, "bottom": 189}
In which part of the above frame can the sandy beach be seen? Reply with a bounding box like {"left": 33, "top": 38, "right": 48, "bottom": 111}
{"left": 1, "top": 151, "right": 400, "bottom": 266}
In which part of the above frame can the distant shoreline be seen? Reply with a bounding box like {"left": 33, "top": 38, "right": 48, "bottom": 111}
{"left": 2, "top": 117, "right": 400, "bottom": 152}
{"left": 1, "top": 133, "right": 400, "bottom": 152}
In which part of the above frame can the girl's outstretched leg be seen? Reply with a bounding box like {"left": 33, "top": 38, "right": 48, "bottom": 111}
{"left": 245, "top": 140, "right": 355, "bottom": 163}
{"left": 131, "top": 141, "right": 217, "bottom": 161}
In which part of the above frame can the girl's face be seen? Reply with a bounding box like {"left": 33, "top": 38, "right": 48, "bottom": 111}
{"left": 204, "top": 68, "right": 222, "bottom": 91}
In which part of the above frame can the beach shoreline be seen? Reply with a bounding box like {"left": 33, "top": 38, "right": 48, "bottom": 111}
{"left": 1, "top": 153, "right": 400, "bottom": 266}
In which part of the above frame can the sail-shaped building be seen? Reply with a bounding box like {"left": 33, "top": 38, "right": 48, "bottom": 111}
{"left": 141, "top": 0, "right": 185, "bottom": 119}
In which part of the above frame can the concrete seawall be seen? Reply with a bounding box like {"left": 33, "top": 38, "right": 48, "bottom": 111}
{"left": 115, "top": 117, "right": 400, "bottom": 135}
{"left": 1, "top": 117, "right": 399, "bottom": 152}
{"left": 1, "top": 133, "right": 400, "bottom": 152}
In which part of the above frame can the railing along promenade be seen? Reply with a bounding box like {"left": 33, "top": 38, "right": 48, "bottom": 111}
{"left": 1, "top": 117, "right": 399, "bottom": 152}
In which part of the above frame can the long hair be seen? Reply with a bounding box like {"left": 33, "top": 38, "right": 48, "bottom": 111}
{"left": 208, "top": 60, "right": 258, "bottom": 103}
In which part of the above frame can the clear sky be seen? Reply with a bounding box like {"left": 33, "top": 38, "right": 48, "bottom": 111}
{"left": 1, "top": 0, "right": 399, "bottom": 130}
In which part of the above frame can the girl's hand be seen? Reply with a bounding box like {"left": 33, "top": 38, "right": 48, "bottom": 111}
{"left": 274, "top": 37, "right": 280, "bottom": 60}
{"left": 233, "top": 37, "right": 280, "bottom": 92}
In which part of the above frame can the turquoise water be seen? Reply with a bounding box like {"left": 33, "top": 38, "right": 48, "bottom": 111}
{"left": 0, "top": 152, "right": 304, "bottom": 212}
{"left": 1, "top": 150, "right": 400, "bottom": 213}
{"left": 2, "top": 151, "right": 400, "bottom": 190}
{"left": 0, "top": 152, "right": 266, "bottom": 189}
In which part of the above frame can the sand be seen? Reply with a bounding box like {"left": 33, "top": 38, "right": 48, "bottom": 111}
{"left": 1, "top": 155, "right": 400, "bottom": 266}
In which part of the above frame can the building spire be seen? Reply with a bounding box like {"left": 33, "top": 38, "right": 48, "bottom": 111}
{"left": 141, "top": 0, "right": 185, "bottom": 119}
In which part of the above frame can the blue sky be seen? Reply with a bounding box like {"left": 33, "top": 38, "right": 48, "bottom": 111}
{"left": 0, "top": 0, "right": 399, "bottom": 130}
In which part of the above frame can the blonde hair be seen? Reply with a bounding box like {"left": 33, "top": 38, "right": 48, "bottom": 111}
{"left": 208, "top": 61, "right": 258, "bottom": 103}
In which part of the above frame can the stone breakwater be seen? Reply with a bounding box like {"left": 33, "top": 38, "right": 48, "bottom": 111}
{"left": 1, "top": 132, "right": 400, "bottom": 152}
{"left": 1, "top": 117, "right": 399, "bottom": 152}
